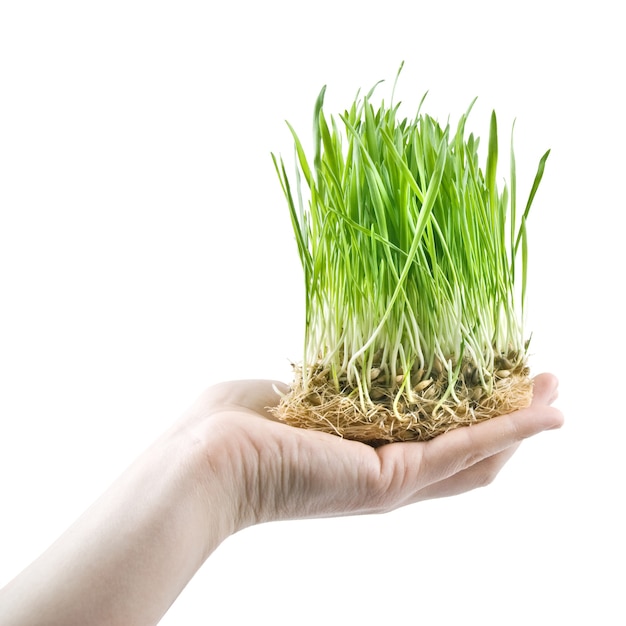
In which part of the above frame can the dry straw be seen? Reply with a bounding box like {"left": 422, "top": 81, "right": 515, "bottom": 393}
{"left": 271, "top": 65, "right": 550, "bottom": 445}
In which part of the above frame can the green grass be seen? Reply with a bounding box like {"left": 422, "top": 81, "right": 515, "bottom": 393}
{"left": 272, "top": 66, "right": 549, "bottom": 412}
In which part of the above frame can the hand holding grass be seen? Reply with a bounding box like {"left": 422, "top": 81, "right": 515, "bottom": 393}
{"left": 0, "top": 373, "right": 562, "bottom": 626}
{"left": 199, "top": 372, "right": 562, "bottom": 521}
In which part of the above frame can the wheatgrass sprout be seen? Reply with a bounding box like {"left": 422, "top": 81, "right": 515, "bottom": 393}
{"left": 271, "top": 68, "right": 550, "bottom": 444}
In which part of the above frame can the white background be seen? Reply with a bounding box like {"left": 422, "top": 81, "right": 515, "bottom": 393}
{"left": 0, "top": 1, "right": 623, "bottom": 624}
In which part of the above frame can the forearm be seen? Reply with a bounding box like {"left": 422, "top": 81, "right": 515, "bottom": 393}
{"left": 0, "top": 424, "right": 239, "bottom": 626}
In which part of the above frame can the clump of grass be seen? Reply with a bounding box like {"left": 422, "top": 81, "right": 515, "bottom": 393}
{"left": 271, "top": 66, "right": 550, "bottom": 444}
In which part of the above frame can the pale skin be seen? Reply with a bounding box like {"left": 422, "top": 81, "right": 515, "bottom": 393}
{"left": 0, "top": 373, "right": 563, "bottom": 626}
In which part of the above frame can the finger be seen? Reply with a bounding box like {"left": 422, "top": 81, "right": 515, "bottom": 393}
{"left": 409, "top": 444, "right": 520, "bottom": 502}
{"left": 229, "top": 379, "right": 288, "bottom": 417}
{"left": 193, "top": 379, "right": 288, "bottom": 421}
{"left": 405, "top": 376, "right": 560, "bottom": 503}
{"left": 411, "top": 400, "right": 563, "bottom": 490}
{"left": 531, "top": 372, "right": 559, "bottom": 406}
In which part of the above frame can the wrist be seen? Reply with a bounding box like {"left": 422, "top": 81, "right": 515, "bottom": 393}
{"left": 173, "top": 411, "right": 256, "bottom": 551}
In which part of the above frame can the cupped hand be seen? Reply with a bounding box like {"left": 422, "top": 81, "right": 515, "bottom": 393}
{"left": 187, "top": 373, "right": 563, "bottom": 529}
{"left": 0, "top": 374, "right": 562, "bottom": 626}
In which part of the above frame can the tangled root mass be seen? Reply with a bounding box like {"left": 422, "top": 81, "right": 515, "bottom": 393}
{"left": 271, "top": 356, "right": 533, "bottom": 445}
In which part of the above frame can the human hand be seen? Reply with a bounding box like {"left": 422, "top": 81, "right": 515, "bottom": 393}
{"left": 0, "top": 373, "right": 562, "bottom": 626}
{"left": 187, "top": 373, "right": 563, "bottom": 529}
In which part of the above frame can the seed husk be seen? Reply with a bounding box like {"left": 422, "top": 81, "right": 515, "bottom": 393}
{"left": 414, "top": 378, "right": 433, "bottom": 393}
